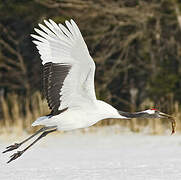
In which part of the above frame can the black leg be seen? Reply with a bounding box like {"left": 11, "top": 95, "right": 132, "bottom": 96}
{"left": 7, "top": 128, "right": 57, "bottom": 163}
{"left": 3, "top": 126, "right": 56, "bottom": 153}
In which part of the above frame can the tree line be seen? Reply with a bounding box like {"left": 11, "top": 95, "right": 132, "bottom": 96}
{"left": 0, "top": 0, "right": 181, "bottom": 119}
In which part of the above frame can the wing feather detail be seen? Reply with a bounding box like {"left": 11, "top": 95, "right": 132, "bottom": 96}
{"left": 32, "top": 19, "right": 96, "bottom": 113}
{"left": 43, "top": 62, "right": 71, "bottom": 115}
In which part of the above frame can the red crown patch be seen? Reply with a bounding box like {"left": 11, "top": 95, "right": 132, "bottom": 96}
{"left": 151, "top": 108, "right": 158, "bottom": 111}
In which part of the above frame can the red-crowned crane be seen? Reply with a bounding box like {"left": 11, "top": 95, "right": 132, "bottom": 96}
{"left": 3, "top": 19, "right": 174, "bottom": 163}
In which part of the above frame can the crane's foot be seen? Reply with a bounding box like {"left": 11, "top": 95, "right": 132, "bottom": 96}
{"left": 3, "top": 143, "right": 21, "bottom": 153}
{"left": 7, "top": 150, "right": 24, "bottom": 163}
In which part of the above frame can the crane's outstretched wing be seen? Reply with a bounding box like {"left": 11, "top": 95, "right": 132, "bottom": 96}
{"left": 31, "top": 19, "right": 96, "bottom": 115}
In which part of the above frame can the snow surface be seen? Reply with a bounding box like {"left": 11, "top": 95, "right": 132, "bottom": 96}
{"left": 1, "top": 129, "right": 181, "bottom": 180}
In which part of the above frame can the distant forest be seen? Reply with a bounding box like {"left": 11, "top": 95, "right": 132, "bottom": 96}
{"left": 0, "top": 0, "right": 181, "bottom": 118}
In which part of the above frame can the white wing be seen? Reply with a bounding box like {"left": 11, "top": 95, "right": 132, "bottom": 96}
{"left": 31, "top": 19, "right": 96, "bottom": 114}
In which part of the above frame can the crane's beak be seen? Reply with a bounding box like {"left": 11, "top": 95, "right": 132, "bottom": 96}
{"left": 159, "top": 112, "right": 176, "bottom": 134}
{"left": 159, "top": 112, "right": 173, "bottom": 119}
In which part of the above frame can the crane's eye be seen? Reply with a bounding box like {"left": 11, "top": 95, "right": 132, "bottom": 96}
{"left": 155, "top": 110, "right": 161, "bottom": 115}
{"left": 151, "top": 108, "right": 159, "bottom": 113}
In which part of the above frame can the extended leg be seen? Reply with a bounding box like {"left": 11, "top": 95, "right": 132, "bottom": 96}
{"left": 7, "top": 128, "right": 57, "bottom": 163}
{"left": 3, "top": 126, "right": 56, "bottom": 153}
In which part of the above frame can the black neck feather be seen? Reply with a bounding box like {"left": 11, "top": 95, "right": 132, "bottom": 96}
{"left": 118, "top": 111, "right": 153, "bottom": 118}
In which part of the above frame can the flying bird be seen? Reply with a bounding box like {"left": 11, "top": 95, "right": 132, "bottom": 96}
{"left": 3, "top": 19, "right": 174, "bottom": 163}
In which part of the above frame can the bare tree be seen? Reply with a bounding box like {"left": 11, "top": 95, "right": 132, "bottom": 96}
{"left": 0, "top": 23, "right": 30, "bottom": 94}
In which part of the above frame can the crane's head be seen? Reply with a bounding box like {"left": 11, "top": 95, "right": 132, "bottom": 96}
{"left": 118, "top": 108, "right": 175, "bottom": 134}
{"left": 143, "top": 109, "right": 172, "bottom": 119}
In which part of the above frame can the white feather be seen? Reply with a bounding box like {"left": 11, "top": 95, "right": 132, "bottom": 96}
{"left": 143, "top": 110, "right": 155, "bottom": 114}
{"left": 31, "top": 19, "right": 127, "bottom": 130}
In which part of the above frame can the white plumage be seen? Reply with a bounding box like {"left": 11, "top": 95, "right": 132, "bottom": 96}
{"left": 3, "top": 19, "right": 174, "bottom": 164}
{"left": 31, "top": 19, "right": 127, "bottom": 131}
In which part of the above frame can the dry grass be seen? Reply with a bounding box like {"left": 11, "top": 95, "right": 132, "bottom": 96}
{"left": 0, "top": 92, "right": 180, "bottom": 135}
{"left": 0, "top": 92, "right": 49, "bottom": 135}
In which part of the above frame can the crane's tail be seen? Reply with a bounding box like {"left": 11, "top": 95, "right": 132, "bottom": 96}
{"left": 32, "top": 116, "right": 51, "bottom": 126}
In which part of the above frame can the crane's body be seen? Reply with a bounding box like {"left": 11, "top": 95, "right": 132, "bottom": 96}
{"left": 3, "top": 19, "right": 174, "bottom": 164}
{"left": 30, "top": 19, "right": 128, "bottom": 131}
{"left": 32, "top": 100, "right": 126, "bottom": 131}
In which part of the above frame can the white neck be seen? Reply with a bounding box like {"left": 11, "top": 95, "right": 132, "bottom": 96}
{"left": 95, "top": 100, "right": 127, "bottom": 120}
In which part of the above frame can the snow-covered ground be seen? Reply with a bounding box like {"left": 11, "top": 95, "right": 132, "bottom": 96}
{"left": 1, "top": 129, "right": 181, "bottom": 180}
